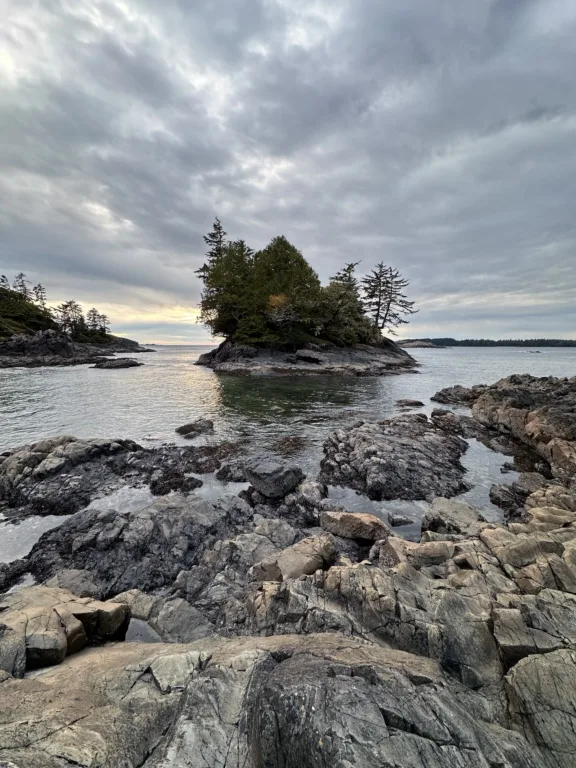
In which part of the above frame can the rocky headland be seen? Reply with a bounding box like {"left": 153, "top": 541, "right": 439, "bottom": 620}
{"left": 0, "top": 329, "right": 152, "bottom": 368}
{"left": 1, "top": 374, "right": 576, "bottom": 767}
{"left": 196, "top": 338, "right": 416, "bottom": 376}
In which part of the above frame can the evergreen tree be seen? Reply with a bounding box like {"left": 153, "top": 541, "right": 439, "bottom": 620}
{"left": 97, "top": 313, "right": 110, "bottom": 333}
{"left": 13, "top": 272, "right": 30, "bottom": 297}
{"left": 56, "top": 300, "right": 85, "bottom": 336}
{"left": 32, "top": 283, "right": 47, "bottom": 308}
{"left": 86, "top": 308, "right": 101, "bottom": 331}
{"left": 362, "top": 264, "right": 418, "bottom": 334}
{"left": 318, "top": 262, "right": 377, "bottom": 346}
{"left": 0, "top": 275, "right": 9, "bottom": 289}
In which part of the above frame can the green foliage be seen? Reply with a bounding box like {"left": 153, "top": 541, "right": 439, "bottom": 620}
{"left": 196, "top": 219, "right": 414, "bottom": 348}
{"left": 362, "top": 263, "right": 418, "bottom": 334}
{"left": 0, "top": 275, "right": 112, "bottom": 342}
{"left": 0, "top": 285, "right": 58, "bottom": 339}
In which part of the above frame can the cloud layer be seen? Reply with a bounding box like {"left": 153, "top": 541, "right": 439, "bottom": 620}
{"left": 1, "top": 0, "right": 575, "bottom": 341}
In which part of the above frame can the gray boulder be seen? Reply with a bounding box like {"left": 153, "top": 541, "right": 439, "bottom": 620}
{"left": 245, "top": 457, "right": 305, "bottom": 498}
{"left": 175, "top": 417, "right": 214, "bottom": 438}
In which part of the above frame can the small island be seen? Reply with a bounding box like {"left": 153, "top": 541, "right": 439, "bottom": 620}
{"left": 194, "top": 219, "right": 417, "bottom": 376}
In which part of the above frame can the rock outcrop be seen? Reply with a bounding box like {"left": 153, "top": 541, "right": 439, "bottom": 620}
{"left": 472, "top": 374, "right": 576, "bottom": 481}
{"left": 0, "top": 329, "right": 151, "bottom": 368}
{"left": 319, "top": 413, "right": 470, "bottom": 500}
{"left": 196, "top": 338, "right": 417, "bottom": 376}
{"left": 0, "top": 436, "right": 240, "bottom": 519}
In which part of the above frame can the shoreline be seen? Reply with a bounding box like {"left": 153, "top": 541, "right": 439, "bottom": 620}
{"left": 1, "top": 373, "right": 575, "bottom": 766}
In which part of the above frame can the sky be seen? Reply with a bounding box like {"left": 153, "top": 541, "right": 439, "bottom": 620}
{"left": 1, "top": 0, "right": 575, "bottom": 344}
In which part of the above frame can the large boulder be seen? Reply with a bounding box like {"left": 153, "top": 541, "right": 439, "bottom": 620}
{"left": 252, "top": 534, "right": 337, "bottom": 582}
{"left": 421, "top": 498, "right": 488, "bottom": 538}
{"left": 320, "top": 509, "right": 390, "bottom": 542}
{"left": 244, "top": 458, "right": 305, "bottom": 498}
{"left": 0, "top": 586, "right": 128, "bottom": 677}
{"left": 319, "top": 414, "right": 470, "bottom": 501}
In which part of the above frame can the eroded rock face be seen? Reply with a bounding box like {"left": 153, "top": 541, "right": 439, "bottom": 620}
{"left": 0, "top": 635, "right": 549, "bottom": 768}
{"left": 0, "top": 586, "right": 128, "bottom": 676}
{"left": 319, "top": 414, "right": 470, "bottom": 500}
{"left": 320, "top": 509, "right": 390, "bottom": 541}
{"left": 472, "top": 374, "right": 576, "bottom": 480}
{"left": 431, "top": 384, "right": 488, "bottom": 404}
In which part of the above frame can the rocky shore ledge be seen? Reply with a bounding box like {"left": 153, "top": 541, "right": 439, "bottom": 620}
{"left": 196, "top": 338, "right": 416, "bottom": 376}
{"left": 1, "top": 374, "right": 575, "bottom": 767}
{"left": 0, "top": 329, "right": 152, "bottom": 368}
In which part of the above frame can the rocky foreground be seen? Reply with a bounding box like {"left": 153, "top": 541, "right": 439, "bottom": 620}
{"left": 196, "top": 338, "right": 416, "bottom": 376}
{"left": 0, "top": 329, "right": 152, "bottom": 368}
{"left": 1, "top": 374, "right": 576, "bottom": 767}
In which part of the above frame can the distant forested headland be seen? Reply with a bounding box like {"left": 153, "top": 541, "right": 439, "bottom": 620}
{"left": 405, "top": 338, "right": 576, "bottom": 348}
{"left": 0, "top": 273, "right": 111, "bottom": 342}
{"left": 197, "top": 219, "right": 417, "bottom": 347}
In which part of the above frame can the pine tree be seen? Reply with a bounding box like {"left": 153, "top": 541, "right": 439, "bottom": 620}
{"left": 32, "top": 283, "right": 47, "bottom": 308}
{"left": 97, "top": 313, "right": 110, "bottom": 333}
{"left": 56, "top": 300, "right": 84, "bottom": 336}
{"left": 86, "top": 308, "right": 101, "bottom": 331}
{"left": 362, "top": 264, "right": 418, "bottom": 334}
{"left": 13, "top": 272, "right": 30, "bottom": 297}
{"left": 0, "top": 275, "right": 9, "bottom": 289}
{"left": 196, "top": 217, "right": 227, "bottom": 279}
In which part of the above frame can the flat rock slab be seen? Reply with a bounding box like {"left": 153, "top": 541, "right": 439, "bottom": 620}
{"left": 91, "top": 358, "right": 143, "bottom": 368}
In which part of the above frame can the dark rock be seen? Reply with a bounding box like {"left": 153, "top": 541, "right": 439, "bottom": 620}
{"left": 91, "top": 358, "right": 143, "bottom": 369}
{"left": 244, "top": 458, "right": 305, "bottom": 499}
{"left": 431, "top": 384, "right": 488, "bottom": 405}
{"left": 17, "top": 493, "right": 253, "bottom": 598}
{"left": 489, "top": 473, "right": 547, "bottom": 518}
{"left": 195, "top": 338, "right": 417, "bottom": 377}
{"left": 175, "top": 417, "right": 214, "bottom": 438}
{"left": 319, "top": 413, "right": 470, "bottom": 501}
{"left": 396, "top": 398, "right": 424, "bottom": 407}
{"left": 215, "top": 463, "right": 247, "bottom": 482}
{"left": 388, "top": 512, "right": 413, "bottom": 527}
{"left": 149, "top": 470, "right": 203, "bottom": 496}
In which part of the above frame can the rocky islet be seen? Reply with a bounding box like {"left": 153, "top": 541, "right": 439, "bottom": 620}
{"left": 0, "top": 374, "right": 575, "bottom": 766}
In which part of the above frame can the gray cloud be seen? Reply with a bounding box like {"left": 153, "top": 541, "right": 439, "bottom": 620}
{"left": 1, "top": 0, "right": 575, "bottom": 341}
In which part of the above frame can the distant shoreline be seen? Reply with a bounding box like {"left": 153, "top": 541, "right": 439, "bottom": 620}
{"left": 401, "top": 338, "right": 576, "bottom": 348}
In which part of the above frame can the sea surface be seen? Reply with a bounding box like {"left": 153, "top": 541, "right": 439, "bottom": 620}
{"left": 1, "top": 345, "right": 575, "bottom": 561}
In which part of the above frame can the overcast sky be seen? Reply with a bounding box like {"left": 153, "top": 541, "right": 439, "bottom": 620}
{"left": 1, "top": 0, "right": 575, "bottom": 343}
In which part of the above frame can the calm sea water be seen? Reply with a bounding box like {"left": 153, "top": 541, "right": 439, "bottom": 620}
{"left": 1, "top": 345, "right": 575, "bottom": 561}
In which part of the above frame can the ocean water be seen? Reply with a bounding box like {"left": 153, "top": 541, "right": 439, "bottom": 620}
{"left": 1, "top": 345, "right": 575, "bottom": 561}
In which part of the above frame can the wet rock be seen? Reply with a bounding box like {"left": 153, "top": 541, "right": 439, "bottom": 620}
{"left": 245, "top": 457, "right": 305, "bottom": 499}
{"left": 421, "top": 497, "right": 487, "bottom": 538}
{"left": 91, "top": 357, "right": 143, "bottom": 368}
{"left": 320, "top": 509, "right": 390, "bottom": 541}
{"left": 215, "top": 462, "right": 247, "bottom": 482}
{"left": 473, "top": 374, "right": 576, "bottom": 480}
{"left": 0, "top": 435, "right": 238, "bottom": 519}
{"left": 396, "top": 398, "right": 424, "bottom": 407}
{"left": 431, "top": 383, "right": 488, "bottom": 405}
{"left": 195, "top": 338, "right": 417, "bottom": 377}
{"left": 271, "top": 435, "right": 307, "bottom": 457}
{"left": 113, "top": 590, "right": 215, "bottom": 643}
{"left": 17, "top": 493, "right": 253, "bottom": 598}
{"left": 388, "top": 512, "right": 413, "bottom": 527}
{"left": 319, "top": 413, "right": 470, "bottom": 501}
{"left": 175, "top": 417, "right": 214, "bottom": 438}
{"left": 489, "top": 472, "right": 547, "bottom": 517}
{"left": 149, "top": 469, "right": 203, "bottom": 495}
